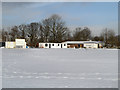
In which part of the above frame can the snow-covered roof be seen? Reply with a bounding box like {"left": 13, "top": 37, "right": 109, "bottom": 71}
{"left": 63, "top": 41, "right": 102, "bottom": 44}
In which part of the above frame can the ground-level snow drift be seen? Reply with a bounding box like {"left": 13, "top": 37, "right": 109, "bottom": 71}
{"left": 2, "top": 48, "right": 118, "bottom": 88}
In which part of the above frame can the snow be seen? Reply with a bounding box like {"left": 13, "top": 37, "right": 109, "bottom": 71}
{"left": 2, "top": 48, "right": 118, "bottom": 88}
{"left": 0, "top": 49, "right": 2, "bottom": 89}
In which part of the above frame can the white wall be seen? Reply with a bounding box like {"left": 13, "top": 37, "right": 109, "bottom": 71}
{"left": 5, "top": 39, "right": 26, "bottom": 49}
{"left": 39, "top": 42, "right": 100, "bottom": 49}
{"left": 24, "top": 42, "right": 26, "bottom": 48}
{"left": 15, "top": 39, "right": 26, "bottom": 48}
{"left": 39, "top": 43, "right": 49, "bottom": 48}
{"left": 5, "top": 42, "right": 16, "bottom": 48}
{"left": 84, "top": 43, "right": 98, "bottom": 48}
{"left": 39, "top": 43, "right": 67, "bottom": 48}
{"left": 61, "top": 43, "right": 67, "bottom": 48}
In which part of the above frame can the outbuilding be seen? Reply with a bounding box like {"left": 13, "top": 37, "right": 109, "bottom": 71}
{"left": 15, "top": 39, "right": 26, "bottom": 48}
{"left": 64, "top": 41, "right": 103, "bottom": 49}
{"left": 39, "top": 41, "right": 103, "bottom": 49}
{"left": 5, "top": 42, "right": 16, "bottom": 48}
{"left": 5, "top": 39, "right": 26, "bottom": 48}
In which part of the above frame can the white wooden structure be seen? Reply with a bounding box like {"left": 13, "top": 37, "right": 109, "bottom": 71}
{"left": 15, "top": 39, "right": 26, "bottom": 48}
{"left": 64, "top": 41, "right": 103, "bottom": 49}
{"left": 5, "top": 39, "right": 26, "bottom": 48}
{"left": 5, "top": 42, "right": 16, "bottom": 48}
{"left": 39, "top": 41, "right": 103, "bottom": 49}
{"left": 39, "top": 43, "right": 67, "bottom": 48}
{"left": 83, "top": 42, "right": 101, "bottom": 48}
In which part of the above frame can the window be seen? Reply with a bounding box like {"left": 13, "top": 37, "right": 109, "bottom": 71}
{"left": 64, "top": 44, "right": 66, "bottom": 46}
{"left": 58, "top": 44, "right": 59, "bottom": 46}
{"left": 52, "top": 44, "right": 54, "bottom": 46}
{"left": 45, "top": 44, "right": 48, "bottom": 47}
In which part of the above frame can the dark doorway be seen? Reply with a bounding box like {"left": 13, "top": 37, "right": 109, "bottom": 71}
{"left": 61, "top": 44, "right": 62, "bottom": 48}
{"left": 78, "top": 44, "right": 83, "bottom": 48}
{"left": 0, "top": 42, "right": 5, "bottom": 47}
{"left": 98, "top": 44, "right": 99, "bottom": 48}
{"left": 49, "top": 44, "right": 51, "bottom": 48}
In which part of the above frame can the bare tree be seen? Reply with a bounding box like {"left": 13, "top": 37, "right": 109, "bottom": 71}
{"left": 18, "top": 24, "right": 27, "bottom": 39}
{"left": 73, "top": 27, "right": 91, "bottom": 41}
{"left": 41, "top": 18, "right": 51, "bottom": 42}
{"left": 73, "top": 27, "right": 82, "bottom": 41}
{"left": 2, "top": 29, "right": 7, "bottom": 41}
{"left": 107, "top": 30, "right": 116, "bottom": 47}
{"left": 26, "top": 23, "right": 39, "bottom": 47}
{"left": 9, "top": 26, "right": 20, "bottom": 41}
{"left": 40, "top": 14, "right": 68, "bottom": 43}
{"left": 81, "top": 27, "right": 91, "bottom": 40}
{"left": 93, "top": 35, "right": 104, "bottom": 41}
{"left": 100, "top": 28, "right": 116, "bottom": 47}
{"left": 3, "top": 14, "right": 119, "bottom": 48}
{"left": 37, "top": 23, "right": 44, "bottom": 42}
{"left": 63, "top": 28, "right": 72, "bottom": 41}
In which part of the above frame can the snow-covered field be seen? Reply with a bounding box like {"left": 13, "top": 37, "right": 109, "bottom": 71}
{"left": 0, "top": 49, "right": 2, "bottom": 89}
{"left": 2, "top": 48, "right": 118, "bottom": 88}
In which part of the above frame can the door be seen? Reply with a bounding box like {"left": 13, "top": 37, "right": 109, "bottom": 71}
{"left": 61, "top": 44, "right": 62, "bottom": 48}
{"left": 98, "top": 44, "right": 99, "bottom": 48}
{"left": 49, "top": 44, "right": 51, "bottom": 48}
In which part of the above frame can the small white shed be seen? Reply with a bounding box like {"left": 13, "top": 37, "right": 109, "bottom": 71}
{"left": 83, "top": 42, "right": 98, "bottom": 48}
{"left": 5, "top": 42, "right": 16, "bottom": 48}
{"left": 15, "top": 39, "right": 26, "bottom": 48}
{"left": 5, "top": 39, "right": 26, "bottom": 48}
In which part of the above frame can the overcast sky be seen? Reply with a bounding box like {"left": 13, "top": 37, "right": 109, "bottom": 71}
{"left": 2, "top": 2, "right": 118, "bottom": 36}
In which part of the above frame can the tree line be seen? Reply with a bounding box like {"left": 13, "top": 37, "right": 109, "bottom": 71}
{"left": 2, "top": 14, "right": 120, "bottom": 48}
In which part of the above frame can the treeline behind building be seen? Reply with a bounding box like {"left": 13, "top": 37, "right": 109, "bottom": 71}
{"left": 1, "top": 14, "right": 120, "bottom": 48}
